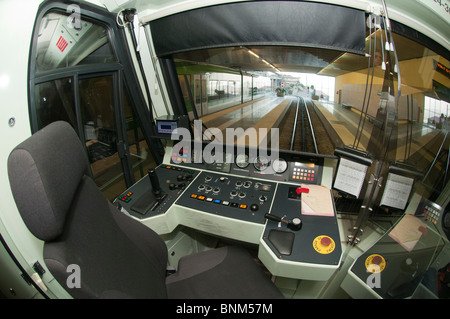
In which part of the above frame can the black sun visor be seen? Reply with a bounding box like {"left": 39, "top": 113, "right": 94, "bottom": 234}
{"left": 149, "top": 1, "right": 366, "bottom": 57}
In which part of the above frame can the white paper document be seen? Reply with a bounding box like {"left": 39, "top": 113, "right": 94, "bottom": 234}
{"left": 301, "top": 185, "right": 335, "bottom": 217}
{"left": 333, "top": 158, "right": 367, "bottom": 198}
{"left": 380, "top": 173, "right": 414, "bottom": 210}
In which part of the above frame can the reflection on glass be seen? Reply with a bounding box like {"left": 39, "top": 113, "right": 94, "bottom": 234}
{"left": 35, "top": 78, "right": 77, "bottom": 132}
{"left": 123, "top": 88, "right": 157, "bottom": 182}
{"left": 79, "top": 75, "right": 124, "bottom": 200}
{"left": 349, "top": 206, "right": 444, "bottom": 299}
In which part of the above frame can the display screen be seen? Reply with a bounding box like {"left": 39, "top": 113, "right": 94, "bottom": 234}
{"left": 157, "top": 121, "right": 177, "bottom": 133}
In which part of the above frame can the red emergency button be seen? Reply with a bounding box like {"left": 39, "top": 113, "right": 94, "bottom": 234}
{"left": 321, "top": 236, "right": 332, "bottom": 247}
{"left": 372, "top": 255, "right": 383, "bottom": 265}
{"left": 296, "top": 187, "right": 309, "bottom": 195}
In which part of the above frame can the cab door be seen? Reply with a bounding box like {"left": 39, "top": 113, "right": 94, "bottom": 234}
{"left": 78, "top": 73, "right": 133, "bottom": 199}
{"left": 29, "top": 6, "right": 160, "bottom": 201}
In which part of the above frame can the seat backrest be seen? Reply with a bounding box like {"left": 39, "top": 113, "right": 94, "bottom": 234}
{"left": 8, "top": 121, "right": 168, "bottom": 298}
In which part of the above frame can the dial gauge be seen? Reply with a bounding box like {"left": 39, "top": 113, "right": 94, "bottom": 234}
{"left": 253, "top": 156, "right": 270, "bottom": 171}
{"left": 235, "top": 153, "right": 249, "bottom": 168}
{"left": 272, "top": 158, "right": 288, "bottom": 174}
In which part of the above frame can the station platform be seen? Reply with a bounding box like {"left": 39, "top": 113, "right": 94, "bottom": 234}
{"left": 198, "top": 95, "right": 440, "bottom": 161}
{"left": 312, "top": 100, "right": 439, "bottom": 162}
{"left": 201, "top": 96, "right": 292, "bottom": 146}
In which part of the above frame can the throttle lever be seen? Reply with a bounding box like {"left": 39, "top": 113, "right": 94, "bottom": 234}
{"left": 148, "top": 167, "right": 163, "bottom": 198}
{"left": 265, "top": 213, "right": 302, "bottom": 231}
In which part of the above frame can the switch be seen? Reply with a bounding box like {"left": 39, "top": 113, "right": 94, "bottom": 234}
{"left": 321, "top": 236, "right": 331, "bottom": 247}
{"left": 296, "top": 187, "right": 309, "bottom": 194}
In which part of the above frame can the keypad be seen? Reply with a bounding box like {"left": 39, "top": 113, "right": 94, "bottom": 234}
{"left": 422, "top": 203, "right": 441, "bottom": 225}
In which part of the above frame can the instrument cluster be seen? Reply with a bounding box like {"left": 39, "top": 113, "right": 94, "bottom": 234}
{"left": 170, "top": 143, "right": 325, "bottom": 185}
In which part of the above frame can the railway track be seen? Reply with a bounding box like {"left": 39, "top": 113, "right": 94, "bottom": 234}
{"left": 278, "top": 96, "right": 335, "bottom": 155}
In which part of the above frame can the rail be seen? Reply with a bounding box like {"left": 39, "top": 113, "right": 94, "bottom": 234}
{"left": 304, "top": 99, "right": 319, "bottom": 154}
{"left": 290, "top": 97, "right": 300, "bottom": 151}
{"left": 290, "top": 96, "right": 318, "bottom": 154}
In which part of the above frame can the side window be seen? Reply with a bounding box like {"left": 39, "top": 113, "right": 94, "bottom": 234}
{"left": 34, "top": 77, "right": 77, "bottom": 132}
{"left": 35, "top": 12, "right": 116, "bottom": 73}
{"left": 30, "top": 9, "right": 158, "bottom": 200}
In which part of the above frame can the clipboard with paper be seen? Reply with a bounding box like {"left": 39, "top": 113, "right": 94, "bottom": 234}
{"left": 301, "top": 185, "right": 335, "bottom": 217}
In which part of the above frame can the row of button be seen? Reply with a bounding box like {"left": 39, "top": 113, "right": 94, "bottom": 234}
{"left": 291, "top": 168, "right": 316, "bottom": 181}
{"left": 190, "top": 194, "right": 248, "bottom": 210}
{"left": 198, "top": 184, "right": 249, "bottom": 199}
{"left": 292, "top": 175, "right": 315, "bottom": 181}
{"left": 160, "top": 164, "right": 195, "bottom": 175}
{"left": 118, "top": 191, "right": 133, "bottom": 203}
{"left": 293, "top": 168, "right": 315, "bottom": 173}
{"left": 198, "top": 184, "right": 221, "bottom": 193}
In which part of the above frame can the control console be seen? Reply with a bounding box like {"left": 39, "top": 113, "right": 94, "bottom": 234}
{"left": 176, "top": 171, "right": 276, "bottom": 224}
{"left": 115, "top": 144, "right": 343, "bottom": 281}
{"left": 116, "top": 164, "right": 199, "bottom": 219}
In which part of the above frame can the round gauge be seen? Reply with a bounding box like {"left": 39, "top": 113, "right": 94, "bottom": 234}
{"left": 235, "top": 153, "right": 249, "bottom": 168}
{"left": 253, "top": 156, "right": 271, "bottom": 171}
{"left": 443, "top": 210, "right": 450, "bottom": 229}
{"left": 272, "top": 158, "right": 288, "bottom": 174}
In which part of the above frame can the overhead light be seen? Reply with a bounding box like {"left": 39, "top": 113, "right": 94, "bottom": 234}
{"left": 246, "top": 48, "right": 260, "bottom": 59}
{"left": 245, "top": 47, "right": 280, "bottom": 73}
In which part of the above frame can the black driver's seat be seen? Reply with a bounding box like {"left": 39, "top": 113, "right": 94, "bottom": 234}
{"left": 7, "top": 121, "right": 283, "bottom": 299}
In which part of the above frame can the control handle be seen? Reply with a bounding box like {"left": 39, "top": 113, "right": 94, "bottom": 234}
{"left": 264, "top": 213, "right": 302, "bottom": 231}
{"left": 265, "top": 213, "right": 283, "bottom": 223}
{"left": 148, "top": 168, "right": 162, "bottom": 197}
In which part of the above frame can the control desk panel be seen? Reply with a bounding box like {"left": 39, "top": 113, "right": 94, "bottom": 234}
{"left": 115, "top": 144, "right": 342, "bottom": 281}
{"left": 176, "top": 171, "right": 276, "bottom": 225}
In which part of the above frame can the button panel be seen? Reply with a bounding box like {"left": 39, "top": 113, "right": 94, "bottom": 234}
{"left": 177, "top": 171, "right": 276, "bottom": 224}
{"left": 418, "top": 200, "right": 442, "bottom": 225}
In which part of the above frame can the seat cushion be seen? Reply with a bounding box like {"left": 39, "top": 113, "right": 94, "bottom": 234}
{"left": 166, "top": 246, "right": 283, "bottom": 299}
{"left": 44, "top": 176, "right": 169, "bottom": 299}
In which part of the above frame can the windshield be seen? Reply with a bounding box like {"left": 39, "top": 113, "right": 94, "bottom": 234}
{"left": 171, "top": 15, "right": 450, "bottom": 202}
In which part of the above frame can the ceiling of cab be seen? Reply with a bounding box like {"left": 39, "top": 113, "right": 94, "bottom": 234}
{"left": 137, "top": 0, "right": 447, "bottom": 78}
{"left": 175, "top": 46, "right": 344, "bottom": 75}
{"left": 174, "top": 31, "right": 436, "bottom": 77}
{"left": 98, "top": 0, "right": 447, "bottom": 78}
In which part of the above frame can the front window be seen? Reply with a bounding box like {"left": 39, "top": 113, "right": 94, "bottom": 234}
{"left": 172, "top": 28, "right": 450, "bottom": 199}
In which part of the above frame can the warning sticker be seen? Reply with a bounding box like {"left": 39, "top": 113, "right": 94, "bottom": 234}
{"left": 56, "top": 36, "right": 69, "bottom": 52}
{"left": 312, "top": 235, "right": 335, "bottom": 254}
{"left": 365, "top": 254, "right": 386, "bottom": 273}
